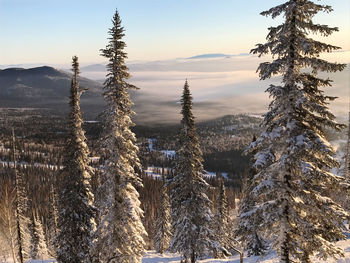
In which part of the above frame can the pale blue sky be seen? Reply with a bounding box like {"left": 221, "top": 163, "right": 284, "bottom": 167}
{"left": 0, "top": 0, "right": 349, "bottom": 65}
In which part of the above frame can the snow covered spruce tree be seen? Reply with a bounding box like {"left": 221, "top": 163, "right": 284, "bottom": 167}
{"left": 46, "top": 181, "right": 58, "bottom": 257}
{"left": 0, "top": 178, "right": 22, "bottom": 263}
{"left": 236, "top": 136, "right": 267, "bottom": 257}
{"left": 14, "top": 173, "right": 31, "bottom": 263}
{"left": 240, "top": 1, "right": 348, "bottom": 262}
{"left": 56, "top": 56, "right": 96, "bottom": 263}
{"left": 30, "top": 213, "right": 49, "bottom": 260}
{"left": 214, "top": 177, "right": 236, "bottom": 258}
{"left": 216, "top": 178, "right": 228, "bottom": 229}
{"left": 169, "top": 80, "right": 221, "bottom": 263}
{"left": 92, "top": 9, "right": 146, "bottom": 263}
{"left": 12, "top": 128, "right": 31, "bottom": 263}
{"left": 154, "top": 176, "right": 172, "bottom": 254}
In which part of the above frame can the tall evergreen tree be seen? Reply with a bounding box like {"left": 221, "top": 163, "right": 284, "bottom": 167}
{"left": 92, "top": 9, "right": 146, "bottom": 263}
{"left": 239, "top": 1, "right": 348, "bottom": 262}
{"left": 56, "top": 56, "right": 96, "bottom": 263}
{"left": 154, "top": 176, "right": 172, "bottom": 254}
{"left": 0, "top": 180, "right": 20, "bottom": 263}
{"left": 214, "top": 177, "right": 234, "bottom": 258}
{"left": 30, "top": 213, "right": 49, "bottom": 260}
{"left": 216, "top": 178, "right": 228, "bottom": 227}
{"left": 236, "top": 136, "right": 267, "bottom": 257}
{"left": 12, "top": 128, "right": 31, "bottom": 263}
{"left": 169, "top": 81, "right": 220, "bottom": 263}
{"left": 47, "top": 180, "right": 58, "bottom": 257}
{"left": 345, "top": 109, "right": 350, "bottom": 179}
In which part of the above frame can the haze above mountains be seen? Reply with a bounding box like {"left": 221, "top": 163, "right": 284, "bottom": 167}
{"left": 1, "top": 53, "right": 349, "bottom": 124}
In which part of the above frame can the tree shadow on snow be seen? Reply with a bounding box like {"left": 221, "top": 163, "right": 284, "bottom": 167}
{"left": 142, "top": 251, "right": 182, "bottom": 263}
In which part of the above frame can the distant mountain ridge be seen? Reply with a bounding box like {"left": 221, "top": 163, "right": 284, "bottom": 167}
{"left": 188, "top": 53, "right": 250, "bottom": 59}
{"left": 0, "top": 66, "right": 61, "bottom": 76}
{"left": 0, "top": 66, "right": 104, "bottom": 118}
{"left": 188, "top": 54, "right": 231, "bottom": 59}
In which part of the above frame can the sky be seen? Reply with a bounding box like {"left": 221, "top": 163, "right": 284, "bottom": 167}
{"left": 0, "top": 0, "right": 349, "bottom": 122}
{"left": 0, "top": 0, "right": 349, "bottom": 65}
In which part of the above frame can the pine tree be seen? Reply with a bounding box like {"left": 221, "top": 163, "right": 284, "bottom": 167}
{"left": 92, "top": 9, "right": 146, "bottom": 263}
{"left": 345, "top": 109, "right": 350, "bottom": 179}
{"left": 30, "top": 213, "right": 49, "bottom": 260}
{"left": 46, "top": 180, "right": 58, "bottom": 257}
{"left": 0, "top": 180, "right": 19, "bottom": 263}
{"left": 241, "top": 1, "right": 348, "bottom": 262}
{"left": 236, "top": 136, "right": 267, "bottom": 257}
{"left": 154, "top": 176, "right": 172, "bottom": 254}
{"left": 56, "top": 56, "right": 96, "bottom": 263}
{"left": 216, "top": 179, "right": 228, "bottom": 227}
{"left": 214, "top": 177, "right": 235, "bottom": 258}
{"left": 12, "top": 128, "right": 31, "bottom": 263}
{"left": 169, "top": 80, "right": 220, "bottom": 263}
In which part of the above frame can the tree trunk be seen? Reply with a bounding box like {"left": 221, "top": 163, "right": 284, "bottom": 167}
{"left": 12, "top": 128, "right": 24, "bottom": 263}
{"left": 280, "top": 193, "right": 291, "bottom": 263}
{"left": 190, "top": 250, "right": 196, "bottom": 263}
{"left": 280, "top": 235, "right": 290, "bottom": 263}
{"left": 280, "top": 215, "right": 290, "bottom": 263}
{"left": 8, "top": 210, "right": 17, "bottom": 263}
{"left": 301, "top": 253, "right": 311, "bottom": 263}
{"left": 11, "top": 245, "right": 17, "bottom": 263}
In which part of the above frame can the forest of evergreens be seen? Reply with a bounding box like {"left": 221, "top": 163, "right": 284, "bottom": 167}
{"left": 0, "top": 1, "right": 349, "bottom": 263}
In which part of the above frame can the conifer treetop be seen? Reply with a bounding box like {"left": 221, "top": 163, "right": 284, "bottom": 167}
{"left": 177, "top": 80, "right": 204, "bottom": 176}
{"left": 251, "top": 0, "right": 346, "bottom": 80}
{"left": 181, "top": 80, "right": 195, "bottom": 130}
{"left": 100, "top": 9, "right": 137, "bottom": 103}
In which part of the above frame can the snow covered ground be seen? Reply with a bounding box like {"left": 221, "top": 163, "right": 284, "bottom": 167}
{"left": 144, "top": 236, "right": 350, "bottom": 262}
{"left": 143, "top": 251, "right": 249, "bottom": 262}
{"left": 21, "top": 239, "right": 350, "bottom": 263}
{"left": 143, "top": 244, "right": 350, "bottom": 263}
{"left": 25, "top": 260, "right": 56, "bottom": 263}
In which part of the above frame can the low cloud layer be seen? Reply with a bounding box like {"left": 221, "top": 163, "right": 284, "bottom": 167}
{"left": 80, "top": 53, "right": 349, "bottom": 124}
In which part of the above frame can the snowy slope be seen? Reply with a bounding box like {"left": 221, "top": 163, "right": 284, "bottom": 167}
{"left": 20, "top": 236, "right": 350, "bottom": 263}
{"left": 143, "top": 236, "right": 350, "bottom": 263}
{"left": 143, "top": 243, "right": 350, "bottom": 263}
{"left": 21, "top": 241, "right": 350, "bottom": 263}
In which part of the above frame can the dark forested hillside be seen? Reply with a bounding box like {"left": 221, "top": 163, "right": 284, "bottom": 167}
{"left": 0, "top": 109, "right": 265, "bottom": 250}
{"left": 0, "top": 109, "right": 261, "bottom": 183}
{"left": 0, "top": 66, "right": 104, "bottom": 119}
